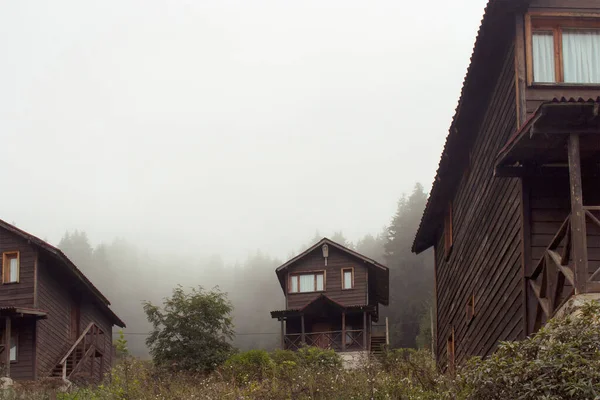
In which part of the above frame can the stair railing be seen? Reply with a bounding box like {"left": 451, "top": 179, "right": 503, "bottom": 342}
{"left": 59, "top": 322, "right": 103, "bottom": 380}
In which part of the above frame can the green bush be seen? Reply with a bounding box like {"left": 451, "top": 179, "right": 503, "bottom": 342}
{"left": 269, "top": 349, "right": 298, "bottom": 365}
{"left": 296, "top": 346, "right": 342, "bottom": 371}
{"left": 459, "top": 301, "right": 600, "bottom": 400}
{"left": 223, "top": 349, "right": 274, "bottom": 384}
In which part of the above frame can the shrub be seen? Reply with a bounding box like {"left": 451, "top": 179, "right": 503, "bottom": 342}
{"left": 460, "top": 301, "right": 600, "bottom": 400}
{"left": 223, "top": 349, "right": 274, "bottom": 384}
{"left": 269, "top": 349, "right": 298, "bottom": 365}
{"left": 296, "top": 346, "right": 342, "bottom": 370}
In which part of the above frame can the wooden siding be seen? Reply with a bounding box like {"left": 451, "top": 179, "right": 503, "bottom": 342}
{"left": 36, "top": 256, "right": 115, "bottom": 379}
{"left": 434, "top": 40, "right": 523, "bottom": 368}
{"left": 519, "top": 1, "right": 600, "bottom": 116}
{"left": 286, "top": 247, "right": 368, "bottom": 310}
{"left": 36, "top": 259, "right": 72, "bottom": 378}
{"left": 0, "top": 226, "right": 35, "bottom": 308}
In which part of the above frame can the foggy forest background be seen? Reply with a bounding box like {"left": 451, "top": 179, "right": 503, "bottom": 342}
{"left": 55, "top": 183, "right": 432, "bottom": 357}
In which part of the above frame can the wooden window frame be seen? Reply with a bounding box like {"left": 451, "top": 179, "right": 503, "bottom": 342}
{"left": 341, "top": 267, "right": 354, "bottom": 290}
{"left": 2, "top": 251, "right": 20, "bottom": 284}
{"left": 444, "top": 202, "right": 453, "bottom": 260}
{"left": 447, "top": 328, "right": 455, "bottom": 373}
{"left": 288, "top": 270, "right": 326, "bottom": 294}
{"left": 466, "top": 294, "right": 475, "bottom": 325}
{"left": 525, "top": 12, "right": 600, "bottom": 86}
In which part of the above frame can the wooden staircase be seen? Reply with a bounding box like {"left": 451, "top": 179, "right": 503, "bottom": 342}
{"left": 370, "top": 335, "right": 387, "bottom": 356}
{"left": 50, "top": 322, "right": 104, "bottom": 383}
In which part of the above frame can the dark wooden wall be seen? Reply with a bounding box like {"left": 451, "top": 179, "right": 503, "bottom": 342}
{"left": 286, "top": 247, "right": 368, "bottom": 310}
{"left": 0, "top": 319, "right": 36, "bottom": 381}
{"left": 80, "top": 299, "right": 113, "bottom": 378}
{"left": 434, "top": 40, "right": 523, "bottom": 368}
{"left": 36, "top": 259, "right": 72, "bottom": 378}
{"left": 0, "top": 227, "right": 35, "bottom": 308}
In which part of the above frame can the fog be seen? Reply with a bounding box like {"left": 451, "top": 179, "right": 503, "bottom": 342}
{"left": 0, "top": 1, "right": 485, "bottom": 355}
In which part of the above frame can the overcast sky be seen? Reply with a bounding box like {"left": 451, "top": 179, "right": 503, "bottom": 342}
{"left": 0, "top": 0, "right": 485, "bottom": 262}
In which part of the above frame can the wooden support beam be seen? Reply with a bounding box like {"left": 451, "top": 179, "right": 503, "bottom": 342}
{"left": 568, "top": 133, "right": 588, "bottom": 294}
{"left": 280, "top": 320, "right": 284, "bottom": 350}
{"left": 300, "top": 315, "right": 305, "bottom": 345}
{"left": 341, "top": 312, "right": 346, "bottom": 352}
{"left": 547, "top": 250, "right": 575, "bottom": 286}
{"left": 529, "top": 280, "right": 551, "bottom": 317}
{"left": 4, "top": 317, "right": 10, "bottom": 378}
{"left": 362, "top": 311, "right": 367, "bottom": 351}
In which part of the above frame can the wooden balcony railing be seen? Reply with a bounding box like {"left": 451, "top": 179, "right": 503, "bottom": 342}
{"left": 528, "top": 206, "right": 600, "bottom": 332}
{"left": 283, "top": 330, "right": 365, "bottom": 352}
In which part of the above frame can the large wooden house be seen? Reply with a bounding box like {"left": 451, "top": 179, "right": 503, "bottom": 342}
{"left": 412, "top": 0, "right": 600, "bottom": 370}
{"left": 270, "top": 238, "right": 389, "bottom": 354}
{"left": 0, "top": 219, "right": 125, "bottom": 382}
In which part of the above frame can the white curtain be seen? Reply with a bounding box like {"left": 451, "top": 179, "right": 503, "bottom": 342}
{"left": 563, "top": 30, "right": 600, "bottom": 84}
{"left": 344, "top": 271, "right": 352, "bottom": 289}
{"left": 9, "top": 258, "right": 18, "bottom": 282}
{"left": 9, "top": 336, "right": 16, "bottom": 361}
{"left": 291, "top": 276, "right": 299, "bottom": 293}
{"left": 316, "top": 273, "right": 324, "bottom": 291}
{"left": 533, "top": 32, "right": 556, "bottom": 83}
{"left": 299, "top": 274, "right": 314, "bottom": 292}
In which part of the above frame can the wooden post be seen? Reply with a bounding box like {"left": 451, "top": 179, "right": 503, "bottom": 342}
{"left": 301, "top": 315, "right": 305, "bottom": 345}
{"left": 568, "top": 133, "right": 588, "bottom": 294}
{"left": 341, "top": 312, "right": 346, "bottom": 351}
{"left": 385, "top": 317, "right": 389, "bottom": 346}
{"left": 280, "top": 319, "right": 285, "bottom": 350}
{"left": 362, "top": 311, "right": 367, "bottom": 351}
{"left": 100, "top": 355, "right": 104, "bottom": 381}
{"left": 4, "top": 317, "right": 10, "bottom": 378}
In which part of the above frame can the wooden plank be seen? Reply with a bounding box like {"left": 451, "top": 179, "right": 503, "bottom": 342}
{"left": 567, "top": 134, "right": 588, "bottom": 294}
{"left": 300, "top": 315, "right": 305, "bottom": 344}
{"left": 5, "top": 317, "right": 10, "bottom": 378}
{"left": 547, "top": 250, "right": 575, "bottom": 286}
{"left": 529, "top": 280, "right": 551, "bottom": 317}
{"left": 362, "top": 311, "right": 367, "bottom": 351}
{"left": 341, "top": 312, "right": 346, "bottom": 351}
{"left": 515, "top": 14, "right": 527, "bottom": 126}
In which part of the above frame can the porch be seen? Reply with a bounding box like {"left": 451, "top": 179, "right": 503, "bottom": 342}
{"left": 271, "top": 295, "right": 388, "bottom": 353}
{"left": 495, "top": 97, "right": 600, "bottom": 332}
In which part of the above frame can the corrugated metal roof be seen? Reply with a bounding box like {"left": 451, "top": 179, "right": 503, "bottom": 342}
{"left": 412, "top": 0, "right": 527, "bottom": 253}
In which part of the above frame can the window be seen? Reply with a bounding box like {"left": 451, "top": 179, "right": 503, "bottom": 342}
{"left": 528, "top": 15, "right": 600, "bottom": 84}
{"left": 9, "top": 335, "right": 16, "bottom": 362}
{"left": 341, "top": 268, "right": 354, "bottom": 290}
{"left": 447, "top": 329, "right": 455, "bottom": 373}
{"left": 289, "top": 271, "right": 325, "bottom": 293}
{"left": 444, "top": 203, "right": 453, "bottom": 259}
{"left": 2, "top": 252, "right": 19, "bottom": 284}
{"left": 466, "top": 294, "right": 475, "bottom": 324}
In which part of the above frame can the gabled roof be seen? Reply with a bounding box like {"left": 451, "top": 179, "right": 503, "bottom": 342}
{"left": 0, "top": 219, "right": 125, "bottom": 328}
{"left": 412, "top": 0, "right": 527, "bottom": 253}
{"left": 275, "top": 237, "right": 389, "bottom": 305}
{"left": 270, "top": 294, "right": 375, "bottom": 319}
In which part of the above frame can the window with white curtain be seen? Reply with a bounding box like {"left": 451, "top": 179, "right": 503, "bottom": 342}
{"left": 529, "top": 16, "right": 600, "bottom": 84}
{"left": 562, "top": 30, "right": 600, "bottom": 83}
{"left": 532, "top": 32, "right": 556, "bottom": 82}
{"left": 342, "top": 268, "right": 354, "bottom": 289}
{"left": 289, "top": 272, "right": 325, "bottom": 293}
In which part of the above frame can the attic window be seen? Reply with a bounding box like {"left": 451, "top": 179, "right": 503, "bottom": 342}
{"left": 2, "top": 252, "right": 19, "bottom": 284}
{"left": 528, "top": 14, "right": 600, "bottom": 84}
{"left": 341, "top": 268, "right": 354, "bottom": 290}
{"left": 289, "top": 272, "right": 325, "bottom": 293}
{"left": 444, "top": 203, "right": 453, "bottom": 259}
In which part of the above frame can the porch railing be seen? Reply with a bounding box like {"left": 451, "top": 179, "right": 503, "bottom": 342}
{"left": 528, "top": 206, "right": 600, "bottom": 332}
{"left": 283, "top": 330, "right": 365, "bottom": 352}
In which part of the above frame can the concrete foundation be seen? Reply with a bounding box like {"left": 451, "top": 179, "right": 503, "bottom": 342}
{"left": 340, "top": 351, "right": 369, "bottom": 369}
{"left": 554, "top": 293, "right": 600, "bottom": 320}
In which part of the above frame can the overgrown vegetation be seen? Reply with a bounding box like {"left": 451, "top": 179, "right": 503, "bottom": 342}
{"left": 3, "top": 301, "right": 597, "bottom": 399}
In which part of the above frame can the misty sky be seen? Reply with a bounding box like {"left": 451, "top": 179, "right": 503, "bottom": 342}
{"left": 0, "top": 1, "right": 485, "bottom": 262}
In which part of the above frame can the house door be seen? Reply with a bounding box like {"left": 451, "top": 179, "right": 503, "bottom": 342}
{"left": 70, "top": 295, "right": 81, "bottom": 341}
{"left": 312, "top": 322, "right": 332, "bottom": 349}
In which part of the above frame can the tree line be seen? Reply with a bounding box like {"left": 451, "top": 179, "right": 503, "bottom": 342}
{"left": 57, "top": 182, "right": 432, "bottom": 354}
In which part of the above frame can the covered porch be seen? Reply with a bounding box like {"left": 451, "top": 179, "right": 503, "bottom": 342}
{"left": 0, "top": 307, "right": 47, "bottom": 380}
{"left": 495, "top": 97, "right": 600, "bottom": 332}
{"left": 271, "top": 295, "right": 387, "bottom": 352}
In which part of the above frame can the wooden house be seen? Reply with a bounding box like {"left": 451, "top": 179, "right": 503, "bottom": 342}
{"left": 412, "top": 0, "right": 600, "bottom": 370}
{"left": 270, "top": 238, "right": 389, "bottom": 354}
{"left": 0, "top": 219, "right": 125, "bottom": 382}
